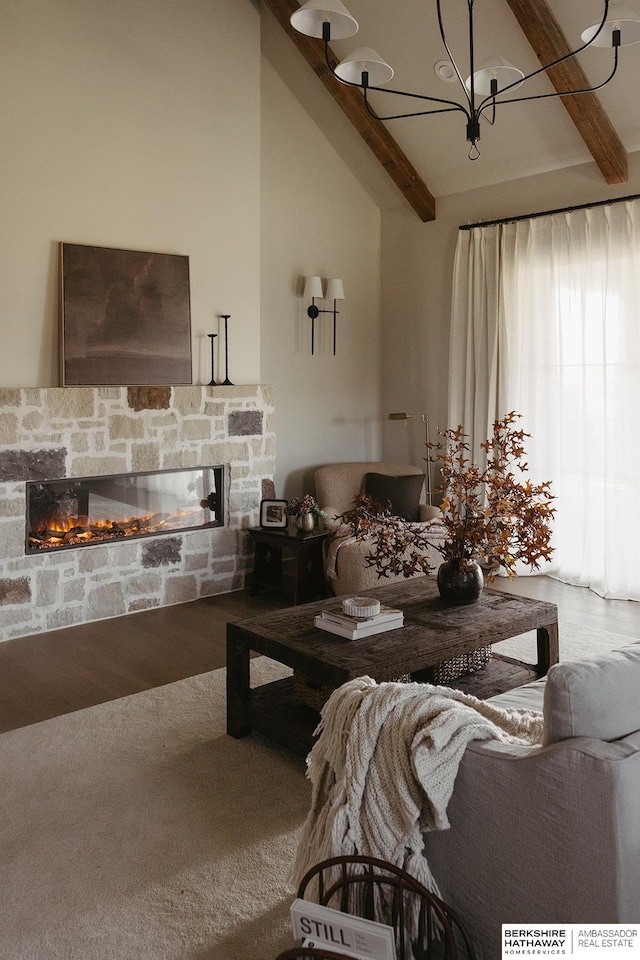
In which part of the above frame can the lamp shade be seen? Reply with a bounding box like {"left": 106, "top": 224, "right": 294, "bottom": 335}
{"left": 334, "top": 48, "right": 394, "bottom": 85}
{"left": 581, "top": 1, "right": 640, "bottom": 45}
{"left": 303, "top": 276, "right": 324, "bottom": 299}
{"left": 325, "top": 278, "right": 345, "bottom": 300}
{"left": 290, "top": 0, "right": 358, "bottom": 40}
{"left": 466, "top": 56, "right": 525, "bottom": 96}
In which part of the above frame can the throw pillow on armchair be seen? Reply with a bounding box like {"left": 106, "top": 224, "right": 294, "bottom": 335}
{"left": 363, "top": 472, "right": 425, "bottom": 522}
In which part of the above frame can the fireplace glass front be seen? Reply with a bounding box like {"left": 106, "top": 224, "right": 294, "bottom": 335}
{"left": 26, "top": 465, "right": 224, "bottom": 554}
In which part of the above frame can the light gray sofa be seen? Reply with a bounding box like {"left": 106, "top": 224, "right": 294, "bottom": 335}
{"left": 314, "top": 461, "right": 444, "bottom": 596}
{"left": 423, "top": 643, "right": 640, "bottom": 959}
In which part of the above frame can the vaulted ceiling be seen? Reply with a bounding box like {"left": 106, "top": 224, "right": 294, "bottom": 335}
{"left": 263, "top": 0, "right": 640, "bottom": 220}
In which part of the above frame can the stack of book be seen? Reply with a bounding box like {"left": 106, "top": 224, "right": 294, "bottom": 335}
{"left": 314, "top": 603, "right": 404, "bottom": 640}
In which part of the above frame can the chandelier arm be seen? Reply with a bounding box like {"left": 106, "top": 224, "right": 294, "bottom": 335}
{"left": 363, "top": 100, "right": 470, "bottom": 122}
{"left": 323, "top": 41, "right": 472, "bottom": 118}
{"left": 475, "top": 1, "right": 616, "bottom": 113}
{"left": 436, "top": 0, "right": 473, "bottom": 109}
{"left": 478, "top": 100, "right": 497, "bottom": 126}
{"left": 362, "top": 82, "right": 472, "bottom": 120}
{"left": 477, "top": 50, "right": 620, "bottom": 112}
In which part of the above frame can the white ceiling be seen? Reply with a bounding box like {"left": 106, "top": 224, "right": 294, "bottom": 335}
{"left": 304, "top": 0, "right": 640, "bottom": 198}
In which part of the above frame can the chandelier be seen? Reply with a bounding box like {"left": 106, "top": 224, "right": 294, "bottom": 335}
{"left": 290, "top": 1, "right": 640, "bottom": 158}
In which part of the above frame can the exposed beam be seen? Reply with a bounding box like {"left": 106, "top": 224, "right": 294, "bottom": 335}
{"left": 261, "top": 0, "right": 437, "bottom": 222}
{"left": 506, "top": 0, "right": 628, "bottom": 184}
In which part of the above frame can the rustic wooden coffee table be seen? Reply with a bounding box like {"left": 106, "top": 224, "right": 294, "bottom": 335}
{"left": 226, "top": 577, "right": 559, "bottom": 757}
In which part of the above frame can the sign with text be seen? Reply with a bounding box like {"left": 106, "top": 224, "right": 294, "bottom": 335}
{"left": 502, "top": 924, "right": 640, "bottom": 957}
{"left": 291, "top": 899, "right": 396, "bottom": 960}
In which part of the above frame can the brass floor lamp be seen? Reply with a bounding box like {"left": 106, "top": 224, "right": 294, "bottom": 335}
{"left": 388, "top": 412, "right": 432, "bottom": 505}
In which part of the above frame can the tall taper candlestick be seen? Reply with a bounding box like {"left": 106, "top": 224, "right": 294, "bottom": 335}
{"left": 221, "top": 314, "right": 233, "bottom": 385}
{"left": 207, "top": 333, "right": 218, "bottom": 386}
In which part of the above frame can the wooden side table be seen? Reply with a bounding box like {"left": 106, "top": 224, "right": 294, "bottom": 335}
{"left": 247, "top": 526, "right": 330, "bottom": 605}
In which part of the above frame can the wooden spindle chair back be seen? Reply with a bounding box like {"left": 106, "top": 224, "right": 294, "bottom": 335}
{"left": 295, "top": 855, "right": 475, "bottom": 960}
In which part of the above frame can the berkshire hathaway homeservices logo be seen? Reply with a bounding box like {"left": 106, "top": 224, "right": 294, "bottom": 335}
{"left": 502, "top": 925, "right": 640, "bottom": 957}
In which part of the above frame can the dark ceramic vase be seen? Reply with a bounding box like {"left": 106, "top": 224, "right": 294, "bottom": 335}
{"left": 436, "top": 558, "right": 484, "bottom": 604}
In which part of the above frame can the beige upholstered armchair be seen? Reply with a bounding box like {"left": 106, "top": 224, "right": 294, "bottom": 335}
{"left": 424, "top": 643, "right": 640, "bottom": 959}
{"left": 314, "top": 461, "right": 445, "bottom": 596}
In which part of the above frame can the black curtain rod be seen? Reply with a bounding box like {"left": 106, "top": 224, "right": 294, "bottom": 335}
{"left": 459, "top": 192, "right": 640, "bottom": 231}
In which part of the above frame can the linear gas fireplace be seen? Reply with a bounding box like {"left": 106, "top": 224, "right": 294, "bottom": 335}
{"left": 26, "top": 465, "right": 225, "bottom": 554}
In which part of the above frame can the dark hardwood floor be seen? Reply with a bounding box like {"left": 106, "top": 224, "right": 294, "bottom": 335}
{"left": 0, "top": 589, "right": 288, "bottom": 734}
{"left": 0, "top": 577, "right": 638, "bottom": 735}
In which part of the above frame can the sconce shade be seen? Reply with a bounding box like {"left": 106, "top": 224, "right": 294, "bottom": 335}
{"left": 325, "top": 278, "right": 345, "bottom": 300}
{"left": 465, "top": 56, "right": 525, "bottom": 95}
{"left": 303, "top": 275, "right": 324, "bottom": 299}
{"left": 290, "top": 0, "right": 359, "bottom": 40}
{"left": 335, "top": 48, "right": 394, "bottom": 85}
{"left": 388, "top": 412, "right": 409, "bottom": 420}
{"left": 581, "top": 1, "right": 640, "bottom": 45}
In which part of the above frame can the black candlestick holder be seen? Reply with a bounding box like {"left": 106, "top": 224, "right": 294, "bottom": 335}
{"left": 220, "top": 314, "right": 233, "bottom": 385}
{"left": 207, "top": 333, "right": 218, "bottom": 386}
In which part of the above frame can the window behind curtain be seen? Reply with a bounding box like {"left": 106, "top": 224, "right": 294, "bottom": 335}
{"left": 451, "top": 201, "right": 640, "bottom": 600}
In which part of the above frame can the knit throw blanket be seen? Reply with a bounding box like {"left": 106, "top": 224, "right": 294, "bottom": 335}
{"left": 290, "top": 676, "right": 544, "bottom": 896}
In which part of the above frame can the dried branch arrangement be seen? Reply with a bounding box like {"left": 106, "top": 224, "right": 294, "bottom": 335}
{"left": 338, "top": 412, "right": 555, "bottom": 582}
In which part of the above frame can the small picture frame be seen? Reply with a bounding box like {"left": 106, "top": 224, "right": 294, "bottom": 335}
{"left": 259, "top": 499, "right": 288, "bottom": 529}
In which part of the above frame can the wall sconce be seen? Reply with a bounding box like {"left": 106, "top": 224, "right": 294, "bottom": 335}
{"left": 388, "top": 412, "right": 432, "bottom": 504}
{"left": 302, "top": 276, "right": 345, "bottom": 355}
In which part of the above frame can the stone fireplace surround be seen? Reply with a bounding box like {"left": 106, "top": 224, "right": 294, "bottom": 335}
{"left": 0, "top": 385, "right": 276, "bottom": 642}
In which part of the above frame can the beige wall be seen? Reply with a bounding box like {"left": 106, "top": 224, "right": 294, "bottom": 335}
{"left": 1, "top": 0, "right": 385, "bottom": 503}
{"left": 260, "top": 24, "right": 383, "bottom": 498}
{"left": 0, "top": 0, "right": 261, "bottom": 387}
{"left": 381, "top": 152, "right": 640, "bottom": 465}
{"left": 5, "top": 0, "right": 638, "bottom": 501}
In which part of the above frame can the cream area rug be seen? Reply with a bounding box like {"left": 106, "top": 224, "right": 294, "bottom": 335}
{"left": 0, "top": 657, "right": 304, "bottom": 960}
{"left": 0, "top": 621, "right": 634, "bottom": 960}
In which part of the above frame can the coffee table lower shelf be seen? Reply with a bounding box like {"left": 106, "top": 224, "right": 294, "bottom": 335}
{"left": 247, "top": 654, "right": 541, "bottom": 758}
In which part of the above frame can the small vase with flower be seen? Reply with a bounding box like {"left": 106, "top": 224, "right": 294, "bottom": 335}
{"left": 286, "top": 494, "right": 327, "bottom": 533}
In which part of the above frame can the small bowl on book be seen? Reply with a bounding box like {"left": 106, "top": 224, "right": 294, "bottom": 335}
{"left": 342, "top": 597, "right": 381, "bottom": 619}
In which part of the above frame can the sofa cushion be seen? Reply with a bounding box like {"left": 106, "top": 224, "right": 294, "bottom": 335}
{"left": 488, "top": 677, "right": 546, "bottom": 714}
{"left": 364, "top": 472, "right": 425, "bottom": 521}
{"left": 543, "top": 642, "right": 640, "bottom": 745}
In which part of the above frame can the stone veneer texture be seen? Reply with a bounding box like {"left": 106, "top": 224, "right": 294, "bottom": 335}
{"left": 0, "top": 385, "right": 276, "bottom": 641}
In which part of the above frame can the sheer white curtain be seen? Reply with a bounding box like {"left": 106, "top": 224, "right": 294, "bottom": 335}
{"left": 450, "top": 200, "right": 640, "bottom": 600}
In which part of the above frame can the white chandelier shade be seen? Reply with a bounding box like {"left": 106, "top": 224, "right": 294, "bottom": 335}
{"left": 581, "top": 1, "right": 640, "bottom": 46}
{"left": 289, "top": 0, "right": 358, "bottom": 41}
{"left": 464, "top": 57, "right": 524, "bottom": 97}
{"left": 334, "top": 48, "right": 394, "bottom": 86}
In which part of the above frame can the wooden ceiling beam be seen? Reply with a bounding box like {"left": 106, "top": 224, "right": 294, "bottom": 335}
{"left": 506, "top": 0, "right": 628, "bottom": 184}
{"left": 262, "top": 0, "right": 437, "bottom": 222}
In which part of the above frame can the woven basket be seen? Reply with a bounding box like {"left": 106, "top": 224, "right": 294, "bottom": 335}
{"left": 293, "top": 646, "right": 491, "bottom": 710}
{"left": 293, "top": 671, "right": 412, "bottom": 711}
{"left": 292, "top": 673, "right": 337, "bottom": 711}
{"left": 432, "top": 645, "right": 492, "bottom": 684}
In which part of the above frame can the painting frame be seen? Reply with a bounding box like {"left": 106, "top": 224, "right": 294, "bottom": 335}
{"left": 60, "top": 242, "right": 192, "bottom": 386}
{"left": 259, "top": 499, "right": 288, "bottom": 529}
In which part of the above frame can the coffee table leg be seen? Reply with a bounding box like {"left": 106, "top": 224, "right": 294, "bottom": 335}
{"left": 536, "top": 621, "right": 559, "bottom": 676}
{"left": 226, "top": 632, "right": 252, "bottom": 739}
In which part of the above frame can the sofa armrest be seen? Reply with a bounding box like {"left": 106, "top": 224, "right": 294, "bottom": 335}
{"left": 318, "top": 505, "right": 345, "bottom": 531}
{"left": 418, "top": 504, "right": 442, "bottom": 521}
{"left": 424, "top": 731, "right": 640, "bottom": 958}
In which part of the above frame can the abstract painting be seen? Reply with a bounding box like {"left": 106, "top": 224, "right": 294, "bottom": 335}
{"left": 60, "top": 243, "right": 192, "bottom": 386}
